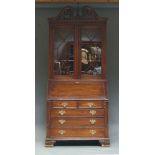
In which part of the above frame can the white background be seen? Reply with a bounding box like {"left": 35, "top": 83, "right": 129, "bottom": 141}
{"left": 0, "top": 0, "right": 155, "bottom": 155}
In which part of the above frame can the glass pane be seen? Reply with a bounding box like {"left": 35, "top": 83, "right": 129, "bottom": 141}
{"left": 81, "top": 28, "right": 101, "bottom": 42}
{"left": 81, "top": 28, "right": 102, "bottom": 77}
{"left": 54, "top": 28, "right": 74, "bottom": 76}
{"left": 81, "top": 43, "right": 102, "bottom": 76}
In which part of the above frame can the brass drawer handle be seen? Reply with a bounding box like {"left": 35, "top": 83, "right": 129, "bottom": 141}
{"left": 61, "top": 102, "right": 68, "bottom": 107}
{"left": 89, "top": 110, "right": 96, "bottom": 115}
{"left": 58, "top": 119, "right": 66, "bottom": 124}
{"left": 90, "top": 130, "right": 96, "bottom": 135}
{"left": 75, "top": 81, "right": 80, "bottom": 84}
{"left": 58, "top": 130, "right": 66, "bottom": 135}
{"left": 89, "top": 119, "right": 96, "bottom": 125}
{"left": 88, "top": 102, "right": 95, "bottom": 107}
{"left": 58, "top": 110, "right": 66, "bottom": 115}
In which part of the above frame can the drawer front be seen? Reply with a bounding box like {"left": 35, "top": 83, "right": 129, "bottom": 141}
{"left": 50, "top": 109, "right": 104, "bottom": 117}
{"left": 50, "top": 118, "right": 105, "bottom": 127}
{"left": 48, "top": 101, "right": 77, "bottom": 108}
{"left": 78, "top": 101, "right": 106, "bottom": 108}
{"left": 49, "top": 128, "right": 105, "bottom": 137}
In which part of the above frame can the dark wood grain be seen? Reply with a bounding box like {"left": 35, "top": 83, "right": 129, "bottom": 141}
{"left": 78, "top": 101, "right": 106, "bottom": 108}
{"left": 48, "top": 101, "right": 77, "bottom": 108}
{"left": 48, "top": 101, "right": 106, "bottom": 108}
{"left": 49, "top": 117, "right": 106, "bottom": 127}
{"left": 49, "top": 109, "right": 105, "bottom": 117}
{"left": 49, "top": 128, "right": 106, "bottom": 137}
{"left": 48, "top": 81, "right": 106, "bottom": 100}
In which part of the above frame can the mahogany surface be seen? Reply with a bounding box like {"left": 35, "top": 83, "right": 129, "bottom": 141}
{"left": 48, "top": 80, "right": 107, "bottom": 100}
{"left": 49, "top": 117, "right": 106, "bottom": 127}
{"left": 49, "top": 128, "right": 107, "bottom": 137}
{"left": 49, "top": 109, "right": 105, "bottom": 117}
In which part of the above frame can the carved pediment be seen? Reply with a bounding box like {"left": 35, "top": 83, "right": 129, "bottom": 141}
{"left": 56, "top": 5, "right": 100, "bottom": 20}
{"left": 81, "top": 6, "right": 98, "bottom": 19}
{"left": 56, "top": 6, "right": 74, "bottom": 20}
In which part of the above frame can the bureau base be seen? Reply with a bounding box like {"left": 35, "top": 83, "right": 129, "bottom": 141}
{"left": 45, "top": 138, "right": 110, "bottom": 147}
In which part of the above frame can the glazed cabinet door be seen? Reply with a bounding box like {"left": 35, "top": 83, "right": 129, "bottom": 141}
{"left": 80, "top": 26, "right": 103, "bottom": 79}
{"left": 53, "top": 26, "right": 75, "bottom": 79}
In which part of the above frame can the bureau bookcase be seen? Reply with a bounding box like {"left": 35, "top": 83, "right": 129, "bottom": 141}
{"left": 45, "top": 5, "right": 110, "bottom": 147}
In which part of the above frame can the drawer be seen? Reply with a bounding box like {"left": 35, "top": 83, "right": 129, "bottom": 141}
{"left": 49, "top": 128, "right": 106, "bottom": 137}
{"left": 78, "top": 101, "right": 106, "bottom": 108}
{"left": 50, "top": 118, "right": 106, "bottom": 127}
{"left": 50, "top": 109, "right": 105, "bottom": 117}
{"left": 48, "top": 101, "right": 77, "bottom": 108}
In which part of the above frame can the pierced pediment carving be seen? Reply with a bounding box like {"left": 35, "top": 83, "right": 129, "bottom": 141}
{"left": 55, "top": 5, "right": 99, "bottom": 20}
{"left": 81, "top": 6, "right": 98, "bottom": 20}
{"left": 57, "top": 6, "right": 74, "bottom": 20}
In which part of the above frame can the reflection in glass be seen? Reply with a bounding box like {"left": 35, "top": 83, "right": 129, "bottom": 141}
{"left": 54, "top": 29, "right": 74, "bottom": 76}
{"left": 81, "top": 43, "right": 101, "bottom": 76}
{"left": 81, "top": 27, "right": 102, "bottom": 76}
